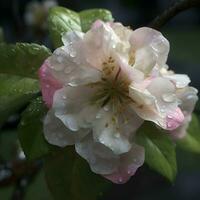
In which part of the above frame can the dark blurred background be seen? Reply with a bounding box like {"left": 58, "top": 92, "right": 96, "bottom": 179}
{"left": 0, "top": 0, "right": 200, "bottom": 200}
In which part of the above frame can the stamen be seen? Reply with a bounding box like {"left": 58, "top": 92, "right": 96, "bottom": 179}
{"left": 114, "top": 67, "right": 121, "bottom": 82}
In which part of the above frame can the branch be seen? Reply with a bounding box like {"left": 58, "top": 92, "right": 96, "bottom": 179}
{"left": 0, "top": 160, "right": 41, "bottom": 187}
{"left": 150, "top": 0, "right": 200, "bottom": 30}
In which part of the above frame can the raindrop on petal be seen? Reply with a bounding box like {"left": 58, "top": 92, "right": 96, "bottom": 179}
{"left": 162, "top": 93, "right": 176, "bottom": 102}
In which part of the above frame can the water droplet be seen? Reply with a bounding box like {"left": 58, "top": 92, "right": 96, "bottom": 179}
{"left": 49, "top": 64, "right": 54, "bottom": 69}
{"left": 167, "top": 123, "right": 172, "bottom": 128}
{"left": 176, "top": 81, "right": 186, "bottom": 88}
{"left": 162, "top": 93, "right": 176, "bottom": 103}
{"left": 69, "top": 50, "right": 76, "bottom": 57}
{"left": 68, "top": 81, "right": 78, "bottom": 87}
{"left": 46, "top": 84, "right": 50, "bottom": 88}
{"left": 41, "top": 73, "right": 46, "bottom": 78}
{"left": 118, "top": 177, "right": 123, "bottom": 183}
{"left": 112, "top": 43, "right": 116, "bottom": 49}
{"left": 186, "top": 94, "right": 194, "bottom": 100}
{"left": 57, "top": 56, "right": 63, "bottom": 63}
{"left": 62, "top": 95, "right": 67, "bottom": 100}
{"left": 114, "top": 133, "right": 120, "bottom": 138}
{"left": 167, "top": 115, "right": 173, "bottom": 119}
{"left": 160, "top": 108, "right": 165, "bottom": 113}
{"left": 96, "top": 113, "right": 102, "bottom": 119}
{"left": 64, "top": 67, "right": 72, "bottom": 74}
{"left": 100, "top": 138, "right": 105, "bottom": 144}
{"left": 127, "top": 170, "right": 132, "bottom": 175}
{"left": 103, "top": 105, "right": 109, "bottom": 111}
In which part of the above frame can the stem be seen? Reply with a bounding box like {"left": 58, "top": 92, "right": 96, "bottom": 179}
{"left": 0, "top": 160, "right": 41, "bottom": 187}
{"left": 149, "top": 0, "right": 200, "bottom": 30}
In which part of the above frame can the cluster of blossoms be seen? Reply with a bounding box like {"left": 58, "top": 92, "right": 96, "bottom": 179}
{"left": 39, "top": 20, "right": 198, "bottom": 184}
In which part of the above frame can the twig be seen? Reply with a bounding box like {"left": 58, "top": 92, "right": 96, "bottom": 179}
{"left": 0, "top": 160, "right": 41, "bottom": 187}
{"left": 150, "top": 0, "right": 200, "bottom": 30}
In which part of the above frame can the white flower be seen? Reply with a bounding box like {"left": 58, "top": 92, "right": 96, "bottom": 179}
{"left": 39, "top": 20, "right": 198, "bottom": 183}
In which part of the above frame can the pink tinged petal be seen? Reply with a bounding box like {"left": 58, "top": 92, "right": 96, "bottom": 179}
{"left": 166, "top": 107, "right": 184, "bottom": 130}
{"left": 171, "top": 115, "right": 191, "bottom": 139}
{"left": 129, "top": 77, "right": 184, "bottom": 130}
{"left": 91, "top": 20, "right": 104, "bottom": 29}
{"left": 104, "top": 143, "right": 145, "bottom": 184}
{"left": 75, "top": 134, "right": 119, "bottom": 175}
{"left": 39, "top": 61, "right": 62, "bottom": 108}
{"left": 104, "top": 164, "right": 138, "bottom": 184}
{"left": 130, "top": 27, "right": 169, "bottom": 71}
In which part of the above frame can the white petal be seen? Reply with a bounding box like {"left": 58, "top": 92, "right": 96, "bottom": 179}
{"left": 110, "top": 22, "right": 132, "bottom": 40}
{"left": 176, "top": 86, "right": 198, "bottom": 115}
{"left": 129, "top": 77, "right": 184, "bottom": 130}
{"left": 104, "top": 143, "right": 144, "bottom": 184}
{"left": 164, "top": 74, "right": 191, "bottom": 88}
{"left": 53, "top": 86, "right": 98, "bottom": 131}
{"left": 130, "top": 27, "right": 169, "bottom": 71}
{"left": 83, "top": 22, "right": 126, "bottom": 69}
{"left": 134, "top": 46, "right": 156, "bottom": 74}
{"left": 44, "top": 110, "right": 89, "bottom": 147}
{"left": 47, "top": 33, "right": 101, "bottom": 86}
{"left": 75, "top": 134, "right": 119, "bottom": 174}
{"left": 93, "top": 107, "right": 143, "bottom": 154}
{"left": 62, "top": 31, "right": 84, "bottom": 46}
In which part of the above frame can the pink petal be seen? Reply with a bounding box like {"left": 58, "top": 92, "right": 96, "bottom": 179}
{"left": 166, "top": 107, "right": 184, "bottom": 130}
{"left": 171, "top": 115, "right": 191, "bottom": 139}
{"left": 103, "top": 164, "right": 139, "bottom": 184}
{"left": 38, "top": 61, "right": 62, "bottom": 108}
{"left": 91, "top": 20, "right": 104, "bottom": 29}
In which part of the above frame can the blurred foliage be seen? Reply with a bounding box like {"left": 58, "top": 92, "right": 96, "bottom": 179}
{"left": 0, "top": 130, "right": 18, "bottom": 161}
{"left": 0, "top": 28, "right": 4, "bottom": 43}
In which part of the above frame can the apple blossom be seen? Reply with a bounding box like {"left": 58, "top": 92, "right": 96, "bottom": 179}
{"left": 39, "top": 20, "right": 198, "bottom": 184}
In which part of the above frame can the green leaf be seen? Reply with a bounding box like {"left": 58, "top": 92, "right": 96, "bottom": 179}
{"left": 0, "top": 43, "right": 51, "bottom": 78}
{"left": 48, "top": 7, "right": 81, "bottom": 48}
{"left": 136, "top": 123, "right": 177, "bottom": 182}
{"left": 18, "top": 97, "right": 50, "bottom": 160}
{"left": 177, "top": 114, "right": 200, "bottom": 153}
{"left": 79, "top": 9, "right": 113, "bottom": 32}
{"left": 24, "top": 169, "right": 53, "bottom": 200}
{"left": 44, "top": 147, "right": 111, "bottom": 200}
{"left": 48, "top": 6, "right": 113, "bottom": 48}
{"left": 0, "top": 74, "right": 39, "bottom": 126}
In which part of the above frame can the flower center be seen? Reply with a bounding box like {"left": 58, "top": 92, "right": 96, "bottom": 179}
{"left": 89, "top": 57, "right": 132, "bottom": 112}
